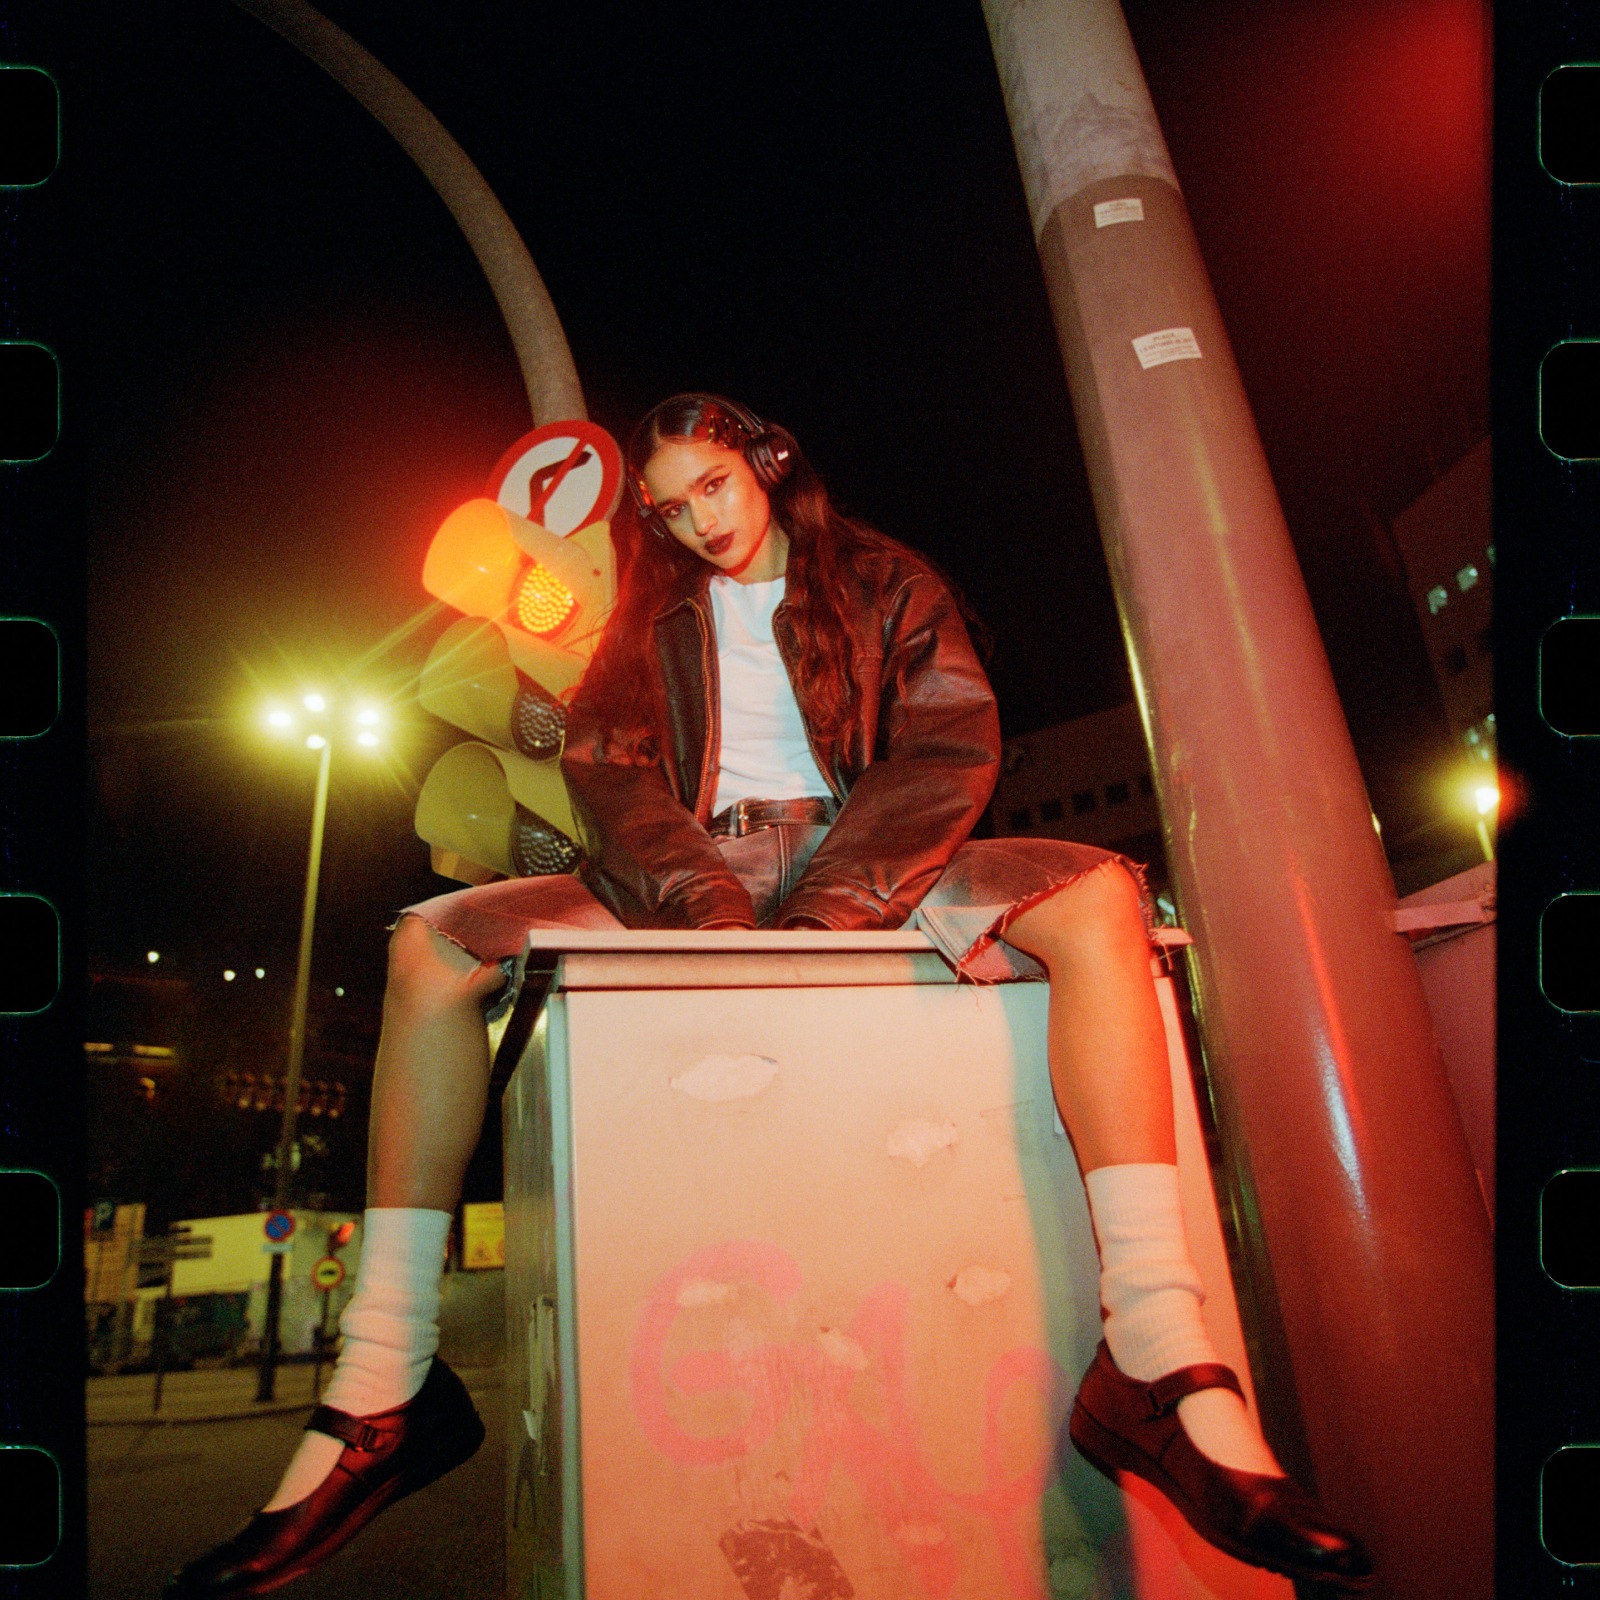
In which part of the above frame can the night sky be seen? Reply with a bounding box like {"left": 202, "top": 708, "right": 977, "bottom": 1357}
{"left": 72, "top": 0, "right": 1489, "bottom": 1006}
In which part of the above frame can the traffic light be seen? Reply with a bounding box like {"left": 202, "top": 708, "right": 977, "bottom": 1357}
{"left": 328, "top": 1220, "right": 356, "bottom": 1251}
{"left": 415, "top": 423, "right": 622, "bottom": 884}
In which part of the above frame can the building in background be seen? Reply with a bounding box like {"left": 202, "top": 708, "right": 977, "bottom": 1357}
{"left": 1391, "top": 438, "right": 1493, "bottom": 766}
{"left": 84, "top": 1207, "right": 364, "bottom": 1373}
{"left": 990, "top": 440, "right": 1496, "bottom": 904}
{"left": 988, "top": 703, "right": 1169, "bottom": 904}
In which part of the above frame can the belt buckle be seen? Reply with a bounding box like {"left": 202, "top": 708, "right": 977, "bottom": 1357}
{"left": 732, "top": 797, "right": 759, "bottom": 837}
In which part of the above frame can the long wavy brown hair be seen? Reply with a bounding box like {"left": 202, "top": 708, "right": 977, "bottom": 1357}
{"left": 574, "top": 395, "right": 946, "bottom": 762}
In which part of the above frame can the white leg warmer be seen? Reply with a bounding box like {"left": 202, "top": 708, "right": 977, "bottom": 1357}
{"left": 262, "top": 1207, "right": 451, "bottom": 1511}
{"left": 1085, "top": 1164, "right": 1280, "bottom": 1475}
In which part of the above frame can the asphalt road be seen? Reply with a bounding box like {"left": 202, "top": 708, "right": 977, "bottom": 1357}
{"left": 88, "top": 1365, "right": 506, "bottom": 1600}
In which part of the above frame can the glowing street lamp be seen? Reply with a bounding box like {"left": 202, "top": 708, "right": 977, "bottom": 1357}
{"left": 253, "top": 689, "right": 388, "bottom": 1402}
{"left": 1471, "top": 779, "right": 1498, "bottom": 864}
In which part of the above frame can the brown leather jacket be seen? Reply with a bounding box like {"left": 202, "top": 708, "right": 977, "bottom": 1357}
{"left": 561, "top": 541, "right": 1000, "bottom": 930}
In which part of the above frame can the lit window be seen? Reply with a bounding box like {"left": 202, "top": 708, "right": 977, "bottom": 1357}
{"left": 1485, "top": 543, "right": 1495, "bottom": 566}
{"left": 1456, "top": 564, "right": 1479, "bottom": 592}
{"left": 1426, "top": 585, "right": 1449, "bottom": 615}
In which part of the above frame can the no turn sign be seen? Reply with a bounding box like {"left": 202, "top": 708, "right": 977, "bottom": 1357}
{"left": 486, "top": 420, "right": 623, "bottom": 536}
{"left": 311, "top": 1256, "right": 346, "bottom": 1292}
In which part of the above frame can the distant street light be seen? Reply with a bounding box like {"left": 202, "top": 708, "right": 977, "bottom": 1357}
{"left": 254, "top": 689, "right": 389, "bottom": 1403}
{"left": 1471, "top": 780, "right": 1498, "bottom": 864}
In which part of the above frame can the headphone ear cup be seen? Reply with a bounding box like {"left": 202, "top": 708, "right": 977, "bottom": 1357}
{"left": 747, "top": 426, "right": 797, "bottom": 489}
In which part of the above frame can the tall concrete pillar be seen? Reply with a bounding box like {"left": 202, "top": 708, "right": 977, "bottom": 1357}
{"left": 981, "top": 4, "right": 1492, "bottom": 1596}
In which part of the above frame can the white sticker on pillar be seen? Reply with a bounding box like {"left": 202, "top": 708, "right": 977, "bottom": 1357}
{"left": 669, "top": 1053, "right": 779, "bottom": 1102}
{"left": 1132, "top": 327, "right": 1203, "bottom": 369}
{"left": 1094, "top": 197, "right": 1145, "bottom": 228}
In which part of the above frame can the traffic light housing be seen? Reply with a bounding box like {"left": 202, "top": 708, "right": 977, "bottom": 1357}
{"left": 416, "top": 451, "right": 619, "bottom": 884}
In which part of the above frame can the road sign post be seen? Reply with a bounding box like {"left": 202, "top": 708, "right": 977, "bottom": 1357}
{"left": 308, "top": 1254, "right": 346, "bottom": 1399}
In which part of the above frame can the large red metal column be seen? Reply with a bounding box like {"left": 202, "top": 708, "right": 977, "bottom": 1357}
{"left": 981, "top": 4, "right": 1492, "bottom": 1596}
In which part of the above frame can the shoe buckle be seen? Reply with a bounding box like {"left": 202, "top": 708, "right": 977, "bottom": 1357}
{"left": 308, "top": 1405, "right": 386, "bottom": 1453}
{"left": 1144, "top": 1362, "right": 1244, "bottom": 1419}
{"left": 1143, "top": 1385, "right": 1179, "bottom": 1421}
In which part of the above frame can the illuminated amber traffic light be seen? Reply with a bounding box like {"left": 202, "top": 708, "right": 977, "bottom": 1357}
{"left": 415, "top": 465, "right": 619, "bottom": 884}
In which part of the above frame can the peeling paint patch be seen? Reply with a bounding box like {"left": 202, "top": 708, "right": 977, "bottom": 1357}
{"left": 885, "top": 1118, "right": 958, "bottom": 1167}
{"left": 676, "top": 1277, "right": 735, "bottom": 1308}
{"left": 670, "top": 1053, "right": 780, "bottom": 1102}
{"left": 816, "top": 1328, "right": 869, "bottom": 1370}
{"left": 719, "top": 1518, "right": 855, "bottom": 1600}
{"left": 949, "top": 1265, "right": 1012, "bottom": 1306}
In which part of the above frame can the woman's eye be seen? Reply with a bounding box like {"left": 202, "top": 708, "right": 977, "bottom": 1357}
{"left": 661, "top": 504, "right": 685, "bottom": 521}
{"left": 706, "top": 476, "right": 726, "bottom": 494}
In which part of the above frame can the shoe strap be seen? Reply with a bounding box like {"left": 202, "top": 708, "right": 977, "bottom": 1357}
{"left": 307, "top": 1406, "right": 385, "bottom": 1453}
{"left": 1144, "top": 1361, "right": 1244, "bottom": 1417}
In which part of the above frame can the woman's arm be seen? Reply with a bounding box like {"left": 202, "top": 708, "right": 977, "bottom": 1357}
{"left": 561, "top": 693, "right": 757, "bottom": 929}
{"left": 774, "top": 568, "right": 1000, "bottom": 930}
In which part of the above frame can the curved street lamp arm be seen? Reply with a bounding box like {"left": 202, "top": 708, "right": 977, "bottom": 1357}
{"left": 231, "top": 0, "right": 586, "bottom": 425}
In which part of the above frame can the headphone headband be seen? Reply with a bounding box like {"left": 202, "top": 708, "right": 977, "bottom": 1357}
{"left": 629, "top": 393, "right": 798, "bottom": 541}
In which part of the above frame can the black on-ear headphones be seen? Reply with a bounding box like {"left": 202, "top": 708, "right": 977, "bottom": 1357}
{"left": 628, "top": 393, "right": 799, "bottom": 542}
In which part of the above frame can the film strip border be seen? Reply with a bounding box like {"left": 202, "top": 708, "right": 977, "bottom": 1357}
{"left": 0, "top": 23, "right": 78, "bottom": 1593}
{"left": 1501, "top": 13, "right": 1600, "bottom": 1595}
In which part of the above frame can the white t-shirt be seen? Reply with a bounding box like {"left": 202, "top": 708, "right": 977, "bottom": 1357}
{"left": 709, "top": 573, "right": 832, "bottom": 816}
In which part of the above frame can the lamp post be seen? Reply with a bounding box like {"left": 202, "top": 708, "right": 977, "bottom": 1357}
{"left": 254, "top": 694, "right": 383, "bottom": 1403}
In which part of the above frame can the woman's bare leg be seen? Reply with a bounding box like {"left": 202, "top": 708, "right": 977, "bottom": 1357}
{"left": 1000, "top": 859, "right": 1173, "bottom": 1173}
{"left": 365, "top": 914, "right": 508, "bottom": 1210}
{"left": 258, "top": 916, "right": 504, "bottom": 1514}
{"left": 1001, "top": 860, "right": 1280, "bottom": 1476}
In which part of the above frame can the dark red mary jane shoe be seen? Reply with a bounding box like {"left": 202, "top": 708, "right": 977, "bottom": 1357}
{"left": 1069, "top": 1341, "right": 1375, "bottom": 1591}
{"left": 162, "top": 1357, "right": 485, "bottom": 1598}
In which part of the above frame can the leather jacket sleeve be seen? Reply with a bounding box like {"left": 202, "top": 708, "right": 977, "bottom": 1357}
{"left": 774, "top": 567, "right": 1000, "bottom": 931}
{"left": 560, "top": 693, "right": 758, "bottom": 930}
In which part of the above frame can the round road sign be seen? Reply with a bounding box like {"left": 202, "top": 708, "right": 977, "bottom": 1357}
{"left": 263, "top": 1210, "right": 296, "bottom": 1244}
{"left": 486, "top": 420, "right": 623, "bottom": 536}
{"left": 311, "top": 1256, "right": 346, "bottom": 1292}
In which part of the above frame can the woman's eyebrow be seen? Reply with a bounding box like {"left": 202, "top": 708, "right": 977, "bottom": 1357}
{"left": 658, "top": 465, "right": 725, "bottom": 504}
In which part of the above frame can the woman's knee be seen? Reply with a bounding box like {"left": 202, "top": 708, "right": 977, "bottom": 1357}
{"left": 1005, "top": 859, "right": 1149, "bottom": 963}
{"left": 385, "top": 914, "right": 505, "bottom": 1014}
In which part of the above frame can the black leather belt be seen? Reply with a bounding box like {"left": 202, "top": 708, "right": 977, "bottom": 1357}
{"left": 708, "top": 796, "right": 838, "bottom": 838}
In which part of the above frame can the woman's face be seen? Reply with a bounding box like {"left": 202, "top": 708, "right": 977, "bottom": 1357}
{"left": 641, "top": 436, "right": 788, "bottom": 583}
